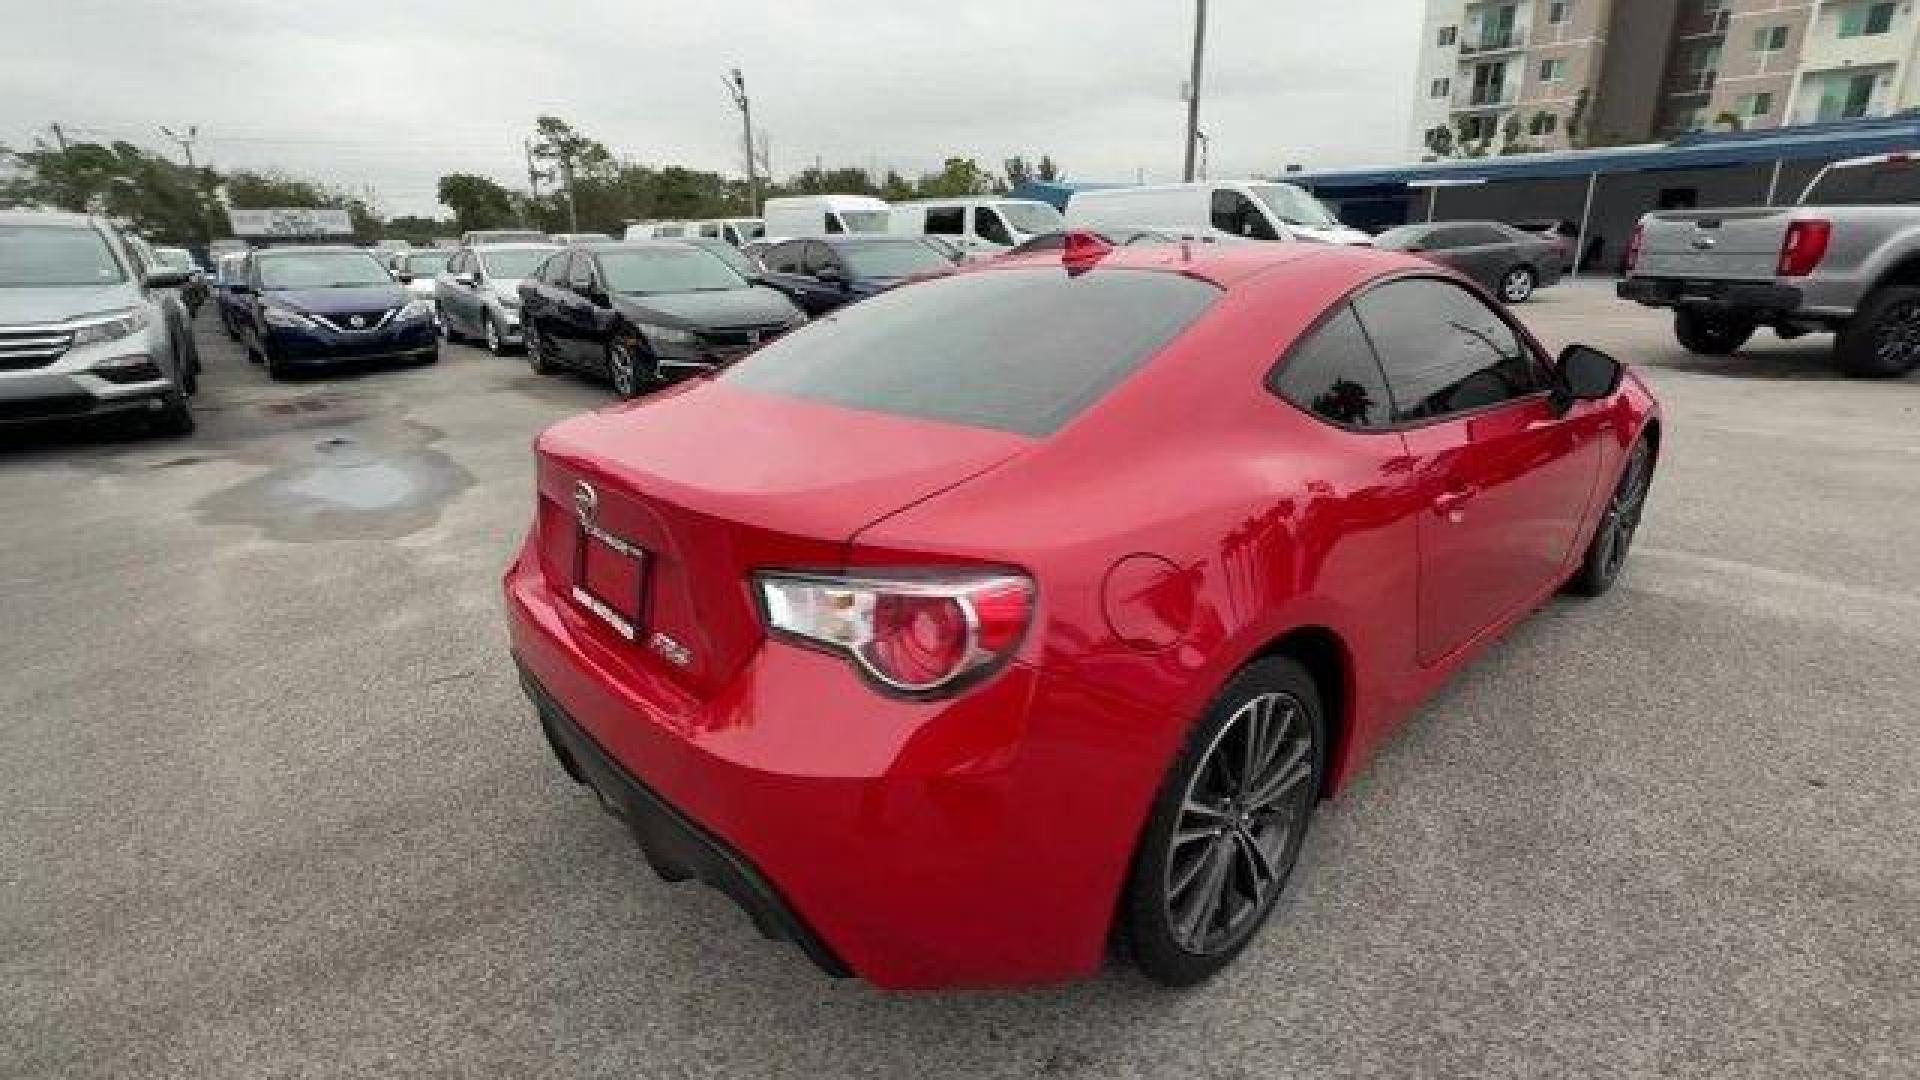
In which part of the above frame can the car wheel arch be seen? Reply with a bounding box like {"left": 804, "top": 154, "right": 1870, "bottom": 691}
{"left": 1245, "top": 625, "right": 1352, "bottom": 798}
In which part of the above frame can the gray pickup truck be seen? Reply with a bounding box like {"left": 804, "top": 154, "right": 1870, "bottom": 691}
{"left": 1618, "top": 152, "right": 1920, "bottom": 377}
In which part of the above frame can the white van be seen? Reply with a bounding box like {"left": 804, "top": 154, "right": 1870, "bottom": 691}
{"left": 1065, "top": 182, "right": 1371, "bottom": 246}
{"left": 888, "top": 198, "right": 1065, "bottom": 260}
{"left": 760, "top": 195, "right": 891, "bottom": 239}
{"left": 624, "top": 217, "right": 763, "bottom": 247}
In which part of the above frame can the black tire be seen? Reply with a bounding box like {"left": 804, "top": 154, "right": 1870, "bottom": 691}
{"left": 439, "top": 305, "right": 463, "bottom": 344}
{"left": 1121, "top": 655, "right": 1325, "bottom": 987}
{"left": 1673, "top": 308, "right": 1755, "bottom": 355}
{"left": 150, "top": 389, "right": 195, "bottom": 438}
{"left": 1568, "top": 433, "right": 1656, "bottom": 597}
{"left": 265, "top": 349, "right": 293, "bottom": 382}
{"left": 175, "top": 328, "right": 201, "bottom": 395}
{"left": 220, "top": 310, "right": 239, "bottom": 341}
{"left": 416, "top": 347, "right": 439, "bottom": 366}
{"left": 525, "top": 320, "right": 555, "bottom": 374}
{"left": 1835, "top": 285, "right": 1920, "bottom": 378}
{"left": 1498, "top": 264, "right": 1537, "bottom": 304}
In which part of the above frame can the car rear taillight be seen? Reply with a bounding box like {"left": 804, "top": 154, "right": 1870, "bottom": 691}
{"left": 756, "top": 571, "right": 1033, "bottom": 695}
{"left": 1778, "top": 219, "right": 1832, "bottom": 277}
{"left": 1624, "top": 220, "right": 1645, "bottom": 274}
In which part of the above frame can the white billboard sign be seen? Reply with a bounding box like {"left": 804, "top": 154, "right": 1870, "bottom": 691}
{"left": 227, "top": 207, "right": 354, "bottom": 238}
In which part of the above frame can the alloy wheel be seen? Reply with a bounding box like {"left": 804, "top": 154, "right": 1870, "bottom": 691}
{"left": 1502, "top": 267, "right": 1535, "bottom": 303}
{"left": 609, "top": 342, "right": 638, "bottom": 397}
{"left": 1872, "top": 298, "right": 1920, "bottom": 370}
{"left": 1164, "top": 691, "right": 1314, "bottom": 955}
{"left": 1595, "top": 440, "right": 1653, "bottom": 581}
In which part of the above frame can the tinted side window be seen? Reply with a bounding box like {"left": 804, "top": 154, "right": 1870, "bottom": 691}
{"left": 1457, "top": 225, "right": 1511, "bottom": 246}
{"left": 699, "top": 223, "right": 721, "bottom": 238}
{"left": 1210, "top": 190, "right": 1280, "bottom": 241}
{"left": 1353, "top": 278, "right": 1542, "bottom": 423}
{"left": 764, "top": 242, "right": 805, "bottom": 274}
{"left": 567, "top": 252, "right": 596, "bottom": 287}
{"left": 1271, "top": 304, "right": 1394, "bottom": 430}
{"left": 974, "top": 207, "right": 1012, "bottom": 245}
{"left": 825, "top": 213, "right": 845, "bottom": 235}
{"left": 1423, "top": 227, "right": 1476, "bottom": 250}
{"left": 925, "top": 207, "right": 964, "bottom": 235}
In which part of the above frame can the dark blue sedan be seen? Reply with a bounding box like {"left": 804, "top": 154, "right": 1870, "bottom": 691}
{"left": 753, "top": 236, "right": 956, "bottom": 316}
{"left": 234, "top": 247, "right": 437, "bottom": 379}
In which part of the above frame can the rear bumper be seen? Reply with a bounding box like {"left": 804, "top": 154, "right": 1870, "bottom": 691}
{"left": 1617, "top": 276, "right": 1803, "bottom": 312}
{"left": 503, "top": 542, "right": 1175, "bottom": 989}
{"left": 517, "top": 662, "right": 850, "bottom": 978}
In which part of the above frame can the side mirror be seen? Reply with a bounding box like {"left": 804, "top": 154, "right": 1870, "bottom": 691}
{"left": 815, "top": 264, "right": 845, "bottom": 285}
{"left": 454, "top": 272, "right": 476, "bottom": 287}
{"left": 1556, "top": 344, "right": 1623, "bottom": 408}
{"left": 395, "top": 272, "right": 414, "bottom": 284}
{"left": 144, "top": 268, "right": 191, "bottom": 289}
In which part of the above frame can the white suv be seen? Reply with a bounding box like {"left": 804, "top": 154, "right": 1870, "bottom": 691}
{"left": 0, "top": 211, "right": 198, "bottom": 436}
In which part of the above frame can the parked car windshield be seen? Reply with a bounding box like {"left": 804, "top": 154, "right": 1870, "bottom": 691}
{"left": 839, "top": 240, "right": 955, "bottom": 278}
{"left": 1805, "top": 160, "right": 1920, "bottom": 205}
{"left": 405, "top": 251, "right": 451, "bottom": 276}
{"left": 0, "top": 224, "right": 126, "bottom": 287}
{"left": 256, "top": 250, "right": 392, "bottom": 289}
{"left": 682, "top": 239, "right": 757, "bottom": 277}
{"left": 477, "top": 247, "right": 557, "bottom": 279}
{"left": 839, "top": 210, "right": 891, "bottom": 233}
{"left": 724, "top": 267, "right": 1220, "bottom": 436}
{"left": 998, "top": 202, "right": 1065, "bottom": 235}
{"left": 599, "top": 246, "right": 748, "bottom": 294}
{"left": 1249, "top": 183, "right": 1340, "bottom": 229}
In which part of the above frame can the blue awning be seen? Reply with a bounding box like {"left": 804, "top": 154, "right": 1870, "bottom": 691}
{"left": 1290, "top": 116, "right": 1920, "bottom": 191}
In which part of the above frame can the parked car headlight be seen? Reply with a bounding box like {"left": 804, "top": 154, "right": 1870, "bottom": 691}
{"left": 398, "top": 299, "right": 433, "bottom": 321}
{"left": 640, "top": 324, "right": 696, "bottom": 346}
{"left": 69, "top": 309, "right": 150, "bottom": 347}
{"left": 261, "top": 306, "right": 317, "bottom": 330}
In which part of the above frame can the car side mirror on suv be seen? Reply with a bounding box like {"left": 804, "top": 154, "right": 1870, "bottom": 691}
{"left": 144, "top": 268, "right": 191, "bottom": 290}
{"left": 1554, "top": 344, "right": 1623, "bottom": 411}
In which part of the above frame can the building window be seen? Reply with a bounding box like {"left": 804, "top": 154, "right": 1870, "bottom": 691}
{"left": 1437, "top": 24, "right": 1457, "bottom": 46}
{"left": 1548, "top": 1, "right": 1570, "bottom": 24}
{"left": 1839, "top": 2, "right": 1897, "bottom": 37}
{"left": 1738, "top": 92, "right": 1774, "bottom": 118}
{"left": 1431, "top": 77, "right": 1451, "bottom": 98}
{"left": 1755, "top": 24, "right": 1789, "bottom": 52}
{"left": 1529, "top": 112, "right": 1560, "bottom": 136}
{"left": 1539, "top": 57, "right": 1567, "bottom": 82}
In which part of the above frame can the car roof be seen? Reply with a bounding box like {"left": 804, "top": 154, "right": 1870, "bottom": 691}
{"left": 978, "top": 241, "right": 1424, "bottom": 290}
{"left": 254, "top": 245, "right": 372, "bottom": 256}
{"left": 816, "top": 235, "right": 941, "bottom": 247}
{"left": 0, "top": 209, "right": 105, "bottom": 230}
{"left": 469, "top": 242, "right": 560, "bottom": 251}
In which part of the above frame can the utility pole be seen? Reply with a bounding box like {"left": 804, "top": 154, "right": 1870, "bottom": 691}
{"left": 524, "top": 138, "right": 545, "bottom": 199}
{"left": 724, "top": 68, "right": 760, "bottom": 213}
{"left": 50, "top": 122, "right": 70, "bottom": 152}
{"left": 1195, "top": 130, "right": 1210, "bottom": 182}
{"left": 160, "top": 125, "right": 211, "bottom": 247}
{"left": 1182, "top": 0, "right": 1208, "bottom": 183}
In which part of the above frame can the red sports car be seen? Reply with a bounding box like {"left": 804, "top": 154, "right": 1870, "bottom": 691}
{"left": 504, "top": 236, "right": 1661, "bottom": 990}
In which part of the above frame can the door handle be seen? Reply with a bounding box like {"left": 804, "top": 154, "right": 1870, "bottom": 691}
{"left": 1433, "top": 485, "right": 1479, "bottom": 519}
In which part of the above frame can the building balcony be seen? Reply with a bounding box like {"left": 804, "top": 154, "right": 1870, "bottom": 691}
{"left": 1668, "top": 70, "right": 1717, "bottom": 98}
{"left": 1452, "top": 88, "right": 1517, "bottom": 111}
{"left": 1460, "top": 29, "right": 1528, "bottom": 56}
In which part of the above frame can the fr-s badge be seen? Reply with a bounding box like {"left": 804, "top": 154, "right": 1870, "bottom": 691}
{"left": 649, "top": 631, "right": 692, "bottom": 668}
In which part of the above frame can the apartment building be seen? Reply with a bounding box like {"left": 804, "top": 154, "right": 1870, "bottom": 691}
{"left": 1410, "top": 0, "right": 1920, "bottom": 156}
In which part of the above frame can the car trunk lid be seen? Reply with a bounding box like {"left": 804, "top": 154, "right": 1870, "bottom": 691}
{"left": 1633, "top": 207, "right": 1792, "bottom": 281}
{"left": 532, "top": 383, "right": 1031, "bottom": 695}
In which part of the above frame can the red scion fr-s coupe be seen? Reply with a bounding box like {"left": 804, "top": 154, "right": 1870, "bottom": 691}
{"left": 504, "top": 233, "right": 1662, "bottom": 990}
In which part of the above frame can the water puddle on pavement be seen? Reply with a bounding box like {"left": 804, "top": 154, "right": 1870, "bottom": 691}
{"left": 194, "top": 422, "right": 473, "bottom": 542}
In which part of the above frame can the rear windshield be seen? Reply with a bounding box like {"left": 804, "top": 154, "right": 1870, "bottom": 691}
{"left": 723, "top": 268, "right": 1220, "bottom": 436}
{"left": 1805, "top": 160, "right": 1920, "bottom": 205}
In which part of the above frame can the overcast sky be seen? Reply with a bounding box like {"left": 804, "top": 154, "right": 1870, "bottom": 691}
{"left": 0, "top": 0, "right": 1423, "bottom": 218}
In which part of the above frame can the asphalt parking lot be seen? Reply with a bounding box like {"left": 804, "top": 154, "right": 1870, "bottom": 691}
{"left": 3, "top": 282, "right": 1916, "bottom": 1080}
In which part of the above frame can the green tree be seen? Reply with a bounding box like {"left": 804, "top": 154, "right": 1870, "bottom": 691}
{"left": 1567, "top": 87, "right": 1592, "bottom": 149}
{"left": 1037, "top": 154, "right": 1061, "bottom": 183}
{"left": 1004, "top": 155, "right": 1033, "bottom": 188}
{"left": 2, "top": 139, "right": 218, "bottom": 242}
{"left": 1423, "top": 125, "right": 1454, "bottom": 157}
{"left": 915, "top": 157, "right": 997, "bottom": 198}
{"left": 435, "top": 173, "right": 516, "bottom": 232}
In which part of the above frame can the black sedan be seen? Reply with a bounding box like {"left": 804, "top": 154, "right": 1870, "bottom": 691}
{"left": 518, "top": 242, "right": 805, "bottom": 398}
{"left": 754, "top": 236, "right": 956, "bottom": 316}
{"left": 1370, "top": 220, "right": 1564, "bottom": 303}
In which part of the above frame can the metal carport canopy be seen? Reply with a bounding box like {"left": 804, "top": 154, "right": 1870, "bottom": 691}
{"left": 1289, "top": 116, "right": 1920, "bottom": 191}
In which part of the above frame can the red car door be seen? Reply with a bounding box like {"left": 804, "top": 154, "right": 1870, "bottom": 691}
{"left": 1353, "top": 276, "right": 1600, "bottom": 666}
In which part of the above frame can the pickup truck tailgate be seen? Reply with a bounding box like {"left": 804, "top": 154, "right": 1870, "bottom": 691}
{"left": 1636, "top": 208, "right": 1789, "bottom": 281}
